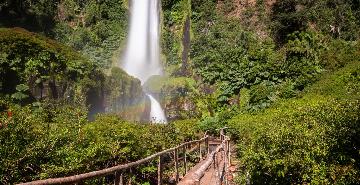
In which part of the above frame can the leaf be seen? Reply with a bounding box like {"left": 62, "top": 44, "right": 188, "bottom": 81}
{"left": 35, "top": 78, "right": 42, "bottom": 84}
{"left": 15, "top": 84, "right": 29, "bottom": 92}
{"left": 11, "top": 92, "right": 29, "bottom": 100}
{"left": 16, "top": 84, "right": 29, "bottom": 92}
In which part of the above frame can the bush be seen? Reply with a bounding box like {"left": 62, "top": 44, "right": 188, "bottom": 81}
{"left": 229, "top": 61, "right": 360, "bottom": 184}
{"left": 0, "top": 28, "right": 99, "bottom": 100}
{"left": 0, "top": 101, "right": 201, "bottom": 184}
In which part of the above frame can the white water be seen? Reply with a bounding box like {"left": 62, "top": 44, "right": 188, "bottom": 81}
{"left": 147, "top": 94, "right": 167, "bottom": 123}
{"left": 122, "top": 0, "right": 162, "bottom": 83}
{"left": 121, "top": 0, "right": 167, "bottom": 123}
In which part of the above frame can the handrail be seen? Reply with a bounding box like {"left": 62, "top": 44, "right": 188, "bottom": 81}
{"left": 178, "top": 141, "right": 226, "bottom": 185}
{"left": 18, "top": 136, "right": 209, "bottom": 185}
{"left": 178, "top": 127, "right": 231, "bottom": 185}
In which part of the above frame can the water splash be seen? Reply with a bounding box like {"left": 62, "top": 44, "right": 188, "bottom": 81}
{"left": 147, "top": 94, "right": 167, "bottom": 123}
{"left": 121, "top": 0, "right": 167, "bottom": 123}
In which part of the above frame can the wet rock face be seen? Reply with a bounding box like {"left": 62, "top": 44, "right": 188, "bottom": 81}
{"left": 165, "top": 96, "right": 197, "bottom": 121}
{"left": 144, "top": 76, "right": 200, "bottom": 121}
{"left": 103, "top": 67, "right": 146, "bottom": 121}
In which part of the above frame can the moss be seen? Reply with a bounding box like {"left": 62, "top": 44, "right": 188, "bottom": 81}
{"left": 104, "top": 67, "right": 144, "bottom": 121}
{"left": 0, "top": 28, "right": 95, "bottom": 100}
{"left": 0, "top": 27, "right": 87, "bottom": 63}
{"left": 162, "top": 0, "right": 192, "bottom": 72}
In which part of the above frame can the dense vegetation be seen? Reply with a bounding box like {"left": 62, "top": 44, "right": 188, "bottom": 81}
{"left": 0, "top": 28, "right": 99, "bottom": 101}
{"left": 1, "top": 0, "right": 359, "bottom": 184}
{"left": 161, "top": 0, "right": 360, "bottom": 183}
{"left": 230, "top": 60, "right": 360, "bottom": 184}
{"left": 0, "top": 99, "right": 199, "bottom": 184}
{"left": 0, "top": 0, "right": 129, "bottom": 68}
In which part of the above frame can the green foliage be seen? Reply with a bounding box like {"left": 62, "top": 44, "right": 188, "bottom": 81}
{"left": 319, "top": 39, "right": 360, "bottom": 70}
{"left": 0, "top": 0, "right": 59, "bottom": 33}
{"left": 53, "top": 0, "right": 128, "bottom": 68}
{"left": 0, "top": 100, "right": 88, "bottom": 184}
{"left": 190, "top": 0, "right": 217, "bottom": 21}
{"left": 191, "top": 12, "right": 358, "bottom": 110}
{"left": 280, "top": 31, "right": 326, "bottom": 90}
{"left": 1, "top": 0, "right": 129, "bottom": 68}
{"left": 172, "top": 119, "right": 200, "bottom": 141}
{"left": 271, "top": 0, "right": 360, "bottom": 44}
{"left": 191, "top": 18, "right": 274, "bottom": 104}
{"left": 162, "top": 0, "right": 192, "bottom": 71}
{"left": 0, "top": 100, "right": 201, "bottom": 184}
{"left": 1, "top": 1, "right": 360, "bottom": 185}
{"left": 198, "top": 107, "right": 237, "bottom": 135}
{"left": 304, "top": 61, "right": 360, "bottom": 100}
{"left": 192, "top": 14, "right": 318, "bottom": 108}
{"left": 11, "top": 84, "right": 30, "bottom": 101}
{"left": 0, "top": 28, "right": 100, "bottom": 104}
{"left": 229, "top": 61, "right": 360, "bottom": 184}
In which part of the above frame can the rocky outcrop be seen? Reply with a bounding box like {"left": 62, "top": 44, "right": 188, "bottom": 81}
{"left": 103, "top": 67, "right": 146, "bottom": 121}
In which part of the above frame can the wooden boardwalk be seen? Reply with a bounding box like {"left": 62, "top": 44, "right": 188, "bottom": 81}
{"left": 17, "top": 129, "right": 231, "bottom": 185}
{"left": 178, "top": 139, "right": 230, "bottom": 185}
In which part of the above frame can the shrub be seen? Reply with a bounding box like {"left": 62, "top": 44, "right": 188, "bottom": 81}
{"left": 0, "top": 100, "right": 201, "bottom": 184}
{"left": 229, "top": 61, "right": 360, "bottom": 184}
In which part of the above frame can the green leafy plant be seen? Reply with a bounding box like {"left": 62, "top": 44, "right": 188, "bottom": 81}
{"left": 230, "top": 61, "right": 360, "bottom": 184}
{"left": 11, "top": 84, "right": 29, "bottom": 101}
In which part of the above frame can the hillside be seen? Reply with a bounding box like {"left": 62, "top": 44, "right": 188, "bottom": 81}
{"left": 0, "top": 0, "right": 359, "bottom": 184}
{"left": 229, "top": 60, "right": 360, "bottom": 183}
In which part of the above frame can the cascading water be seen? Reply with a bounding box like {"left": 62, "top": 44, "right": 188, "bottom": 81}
{"left": 147, "top": 94, "right": 167, "bottom": 123}
{"left": 121, "top": 0, "right": 167, "bottom": 123}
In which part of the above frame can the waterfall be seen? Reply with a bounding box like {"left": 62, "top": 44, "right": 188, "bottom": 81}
{"left": 121, "top": 0, "right": 167, "bottom": 123}
{"left": 147, "top": 94, "right": 167, "bottom": 123}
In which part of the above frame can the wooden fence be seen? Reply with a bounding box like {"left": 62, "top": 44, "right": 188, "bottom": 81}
{"left": 18, "top": 136, "right": 211, "bottom": 185}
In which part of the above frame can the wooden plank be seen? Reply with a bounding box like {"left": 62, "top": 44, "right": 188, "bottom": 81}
{"left": 177, "top": 142, "right": 225, "bottom": 185}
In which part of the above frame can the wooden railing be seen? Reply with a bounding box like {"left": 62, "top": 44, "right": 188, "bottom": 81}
{"left": 18, "top": 136, "right": 210, "bottom": 185}
{"left": 219, "top": 128, "right": 231, "bottom": 185}
{"left": 178, "top": 128, "right": 231, "bottom": 185}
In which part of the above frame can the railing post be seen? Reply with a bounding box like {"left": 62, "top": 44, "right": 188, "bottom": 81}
{"left": 114, "top": 171, "right": 123, "bottom": 185}
{"left": 198, "top": 141, "right": 202, "bottom": 160}
{"left": 114, "top": 171, "right": 119, "bottom": 185}
{"left": 120, "top": 173, "right": 124, "bottom": 185}
{"left": 213, "top": 152, "right": 216, "bottom": 169}
{"left": 206, "top": 137, "right": 209, "bottom": 154}
{"left": 158, "top": 155, "right": 163, "bottom": 185}
{"left": 224, "top": 141, "right": 228, "bottom": 185}
{"left": 204, "top": 137, "right": 207, "bottom": 156}
{"left": 183, "top": 145, "right": 187, "bottom": 174}
{"left": 76, "top": 181, "right": 84, "bottom": 185}
{"left": 174, "top": 148, "right": 179, "bottom": 183}
{"left": 220, "top": 129, "right": 224, "bottom": 141}
{"left": 129, "top": 168, "right": 133, "bottom": 185}
{"left": 227, "top": 139, "right": 231, "bottom": 166}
